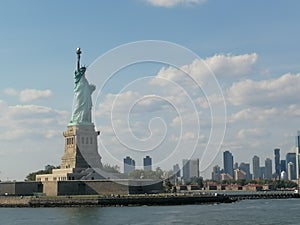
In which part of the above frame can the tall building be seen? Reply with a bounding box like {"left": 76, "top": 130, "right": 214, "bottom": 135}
{"left": 280, "top": 160, "right": 286, "bottom": 172}
{"left": 239, "top": 162, "right": 251, "bottom": 180}
{"left": 265, "top": 158, "right": 272, "bottom": 179}
{"left": 173, "top": 164, "right": 180, "bottom": 177}
{"left": 189, "top": 159, "right": 200, "bottom": 178}
{"left": 274, "top": 148, "right": 281, "bottom": 178}
{"left": 123, "top": 156, "right": 135, "bottom": 174}
{"left": 223, "top": 151, "right": 234, "bottom": 177}
{"left": 253, "top": 155, "right": 260, "bottom": 179}
{"left": 182, "top": 159, "right": 199, "bottom": 183}
{"left": 296, "top": 131, "right": 300, "bottom": 179}
{"left": 288, "top": 162, "right": 295, "bottom": 180}
{"left": 212, "top": 165, "right": 221, "bottom": 181}
{"left": 260, "top": 167, "right": 265, "bottom": 179}
{"left": 182, "top": 159, "right": 190, "bottom": 182}
{"left": 286, "top": 152, "right": 296, "bottom": 180}
{"left": 143, "top": 156, "right": 152, "bottom": 171}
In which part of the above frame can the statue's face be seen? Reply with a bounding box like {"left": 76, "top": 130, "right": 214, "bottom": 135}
{"left": 80, "top": 67, "right": 86, "bottom": 73}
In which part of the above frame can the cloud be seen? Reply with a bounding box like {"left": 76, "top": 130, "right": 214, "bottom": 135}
{"left": 237, "top": 128, "right": 270, "bottom": 139}
{"left": 230, "top": 107, "right": 279, "bottom": 123}
{"left": 0, "top": 100, "right": 68, "bottom": 140}
{"left": 3, "top": 88, "right": 52, "bottom": 102}
{"left": 150, "top": 53, "right": 258, "bottom": 88}
{"left": 205, "top": 53, "right": 257, "bottom": 77}
{"left": 228, "top": 73, "right": 300, "bottom": 106}
{"left": 144, "top": 0, "right": 206, "bottom": 7}
{"left": 19, "top": 89, "right": 52, "bottom": 102}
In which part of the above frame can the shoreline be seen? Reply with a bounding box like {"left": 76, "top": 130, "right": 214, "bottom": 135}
{"left": 0, "top": 192, "right": 299, "bottom": 208}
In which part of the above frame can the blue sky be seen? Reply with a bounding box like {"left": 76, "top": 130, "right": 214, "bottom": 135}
{"left": 0, "top": 0, "right": 300, "bottom": 180}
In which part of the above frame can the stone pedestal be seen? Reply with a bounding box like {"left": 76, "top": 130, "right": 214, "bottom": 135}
{"left": 61, "top": 124, "right": 102, "bottom": 171}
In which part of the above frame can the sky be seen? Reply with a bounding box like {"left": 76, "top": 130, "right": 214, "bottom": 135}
{"left": 0, "top": 0, "right": 300, "bottom": 180}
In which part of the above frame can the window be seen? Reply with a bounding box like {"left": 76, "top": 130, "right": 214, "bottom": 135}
{"left": 81, "top": 137, "right": 84, "bottom": 144}
{"left": 90, "top": 137, "right": 93, "bottom": 144}
{"left": 86, "top": 137, "right": 89, "bottom": 144}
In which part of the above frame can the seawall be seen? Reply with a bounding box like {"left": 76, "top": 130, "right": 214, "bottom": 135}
{"left": 0, "top": 192, "right": 298, "bottom": 207}
{"left": 0, "top": 194, "right": 234, "bottom": 207}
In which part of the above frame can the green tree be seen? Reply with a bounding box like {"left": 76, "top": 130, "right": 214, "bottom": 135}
{"left": 25, "top": 165, "right": 59, "bottom": 181}
{"left": 102, "top": 164, "right": 120, "bottom": 173}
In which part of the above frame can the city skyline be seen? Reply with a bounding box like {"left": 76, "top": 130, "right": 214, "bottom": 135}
{"left": 0, "top": 1, "right": 300, "bottom": 180}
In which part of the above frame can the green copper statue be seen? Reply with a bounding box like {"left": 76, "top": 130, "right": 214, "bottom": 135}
{"left": 69, "top": 48, "right": 96, "bottom": 125}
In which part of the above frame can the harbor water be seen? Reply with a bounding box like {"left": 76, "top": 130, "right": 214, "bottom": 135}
{"left": 0, "top": 198, "right": 299, "bottom": 225}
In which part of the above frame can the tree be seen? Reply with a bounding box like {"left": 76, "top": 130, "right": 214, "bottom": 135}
{"left": 102, "top": 164, "right": 120, "bottom": 173}
{"left": 164, "top": 179, "right": 173, "bottom": 192}
{"left": 25, "top": 165, "right": 59, "bottom": 181}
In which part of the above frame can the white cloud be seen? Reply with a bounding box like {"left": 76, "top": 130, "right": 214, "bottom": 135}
{"left": 230, "top": 107, "right": 280, "bottom": 123}
{"left": 0, "top": 100, "right": 68, "bottom": 140}
{"left": 144, "top": 0, "right": 206, "bottom": 7}
{"left": 3, "top": 88, "right": 52, "bottom": 102}
{"left": 19, "top": 89, "right": 52, "bottom": 102}
{"left": 150, "top": 53, "right": 258, "bottom": 88}
{"left": 228, "top": 73, "right": 300, "bottom": 106}
{"left": 237, "top": 128, "right": 269, "bottom": 139}
{"left": 205, "top": 53, "right": 257, "bottom": 77}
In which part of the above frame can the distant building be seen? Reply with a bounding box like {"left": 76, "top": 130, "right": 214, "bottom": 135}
{"left": 288, "top": 162, "right": 296, "bottom": 180}
{"left": 123, "top": 156, "right": 135, "bottom": 174}
{"left": 223, "top": 151, "right": 234, "bottom": 178}
{"left": 286, "top": 152, "right": 296, "bottom": 180}
{"left": 274, "top": 148, "right": 281, "bottom": 178}
{"left": 296, "top": 131, "right": 300, "bottom": 179}
{"left": 211, "top": 165, "right": 221, "bottom": 181}
{"left": 252, "top": 155, "right": 260, "bottom": 179}
{"left": 173, "top": 164, "right": 180, "bottom": 177}
{"left": 239, "top": 162, "right": 251, "bottom": 180}
{"left": 234, "top": 168, "right": 247, "bottom": 180}
{"left": 182, "top": 159, "right": 190, "bottom": 182}
{"left": 234, "top": 162, "right": 239, "bottom": 170}
{"left": 189, "top": 159, "right": 200, "bottom": 178}
{"left": 281, "top": 171, "right": 287, "bottom": 180}
{"left": 280, "top": 160, "right": 286, "bottom": 173}
{"left": 260, "top": 167, "right": 265, "bottom": 179}
{"left": 182, "top": 159, "right": 199, "bottom": 183}
{"left": 265, "top": 158, "right": 272, "bottom": 179}
{"left": 220, "top": 173, "right": 233, "bottom": 181}
{"left": 143, "top": 156, "right": 152, "bottom": 171}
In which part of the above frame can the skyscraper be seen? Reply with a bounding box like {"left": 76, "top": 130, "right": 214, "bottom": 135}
{"left": 253, "top": 155, "right": 260, "bottom": 179}
{"left": 265, "top": 158, "right": 272, "bottom": 179}
{"left": 182, "top": 159, "right": 199, "bottom": 182}
{"left": 288, "top": 162, "right": 295, "bottom": 180}
{"left": 274, "top": 148, "right": 281, "bottom": 178}
{"left": 182, "top": 159, "right": 190, "bottom": 182}
{"left": 223, "top": 151, "right": 234, "bottom": 177}
{"left": 286, "top": 152, "right": 296, "bottom": 180}
{"left": 296, "top": 131, "right": 300, "bottom": 179}
{"left": 189, "top": 159, "right": 200, "bottom": 178}
{"left": 143, "top": 156, "right": 152, "bottom": 171}
{"left": 123, "top": 156, "right": 135, "bottom": 174}
{"left": 239, "top": 162, "right": 251, "bottom": 180}
{"left": 212, "top": 165, "right": 221, "bottom": 181}
{"left": 280, "top": 160, "right": 286, "bottom": 173}
{"left": 173, "top": 164, "right": 180, "bottom": 177}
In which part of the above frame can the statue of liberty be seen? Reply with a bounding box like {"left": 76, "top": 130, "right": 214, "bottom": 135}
{"left": 69, "top": 48, "right": 95, "bottom": 125}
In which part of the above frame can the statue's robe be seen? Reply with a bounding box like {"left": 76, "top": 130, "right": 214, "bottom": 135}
{"left": 70, "top": 67, "right": 95, "bottom": 124}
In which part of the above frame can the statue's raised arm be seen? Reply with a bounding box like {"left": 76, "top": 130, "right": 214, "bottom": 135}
{"left": 69, "top": 48, "right": 96, "bottom": 125}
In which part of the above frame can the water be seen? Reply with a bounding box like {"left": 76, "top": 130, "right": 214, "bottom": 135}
{"left": 0, "top": 199, "right": 299, "bottom": 225}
